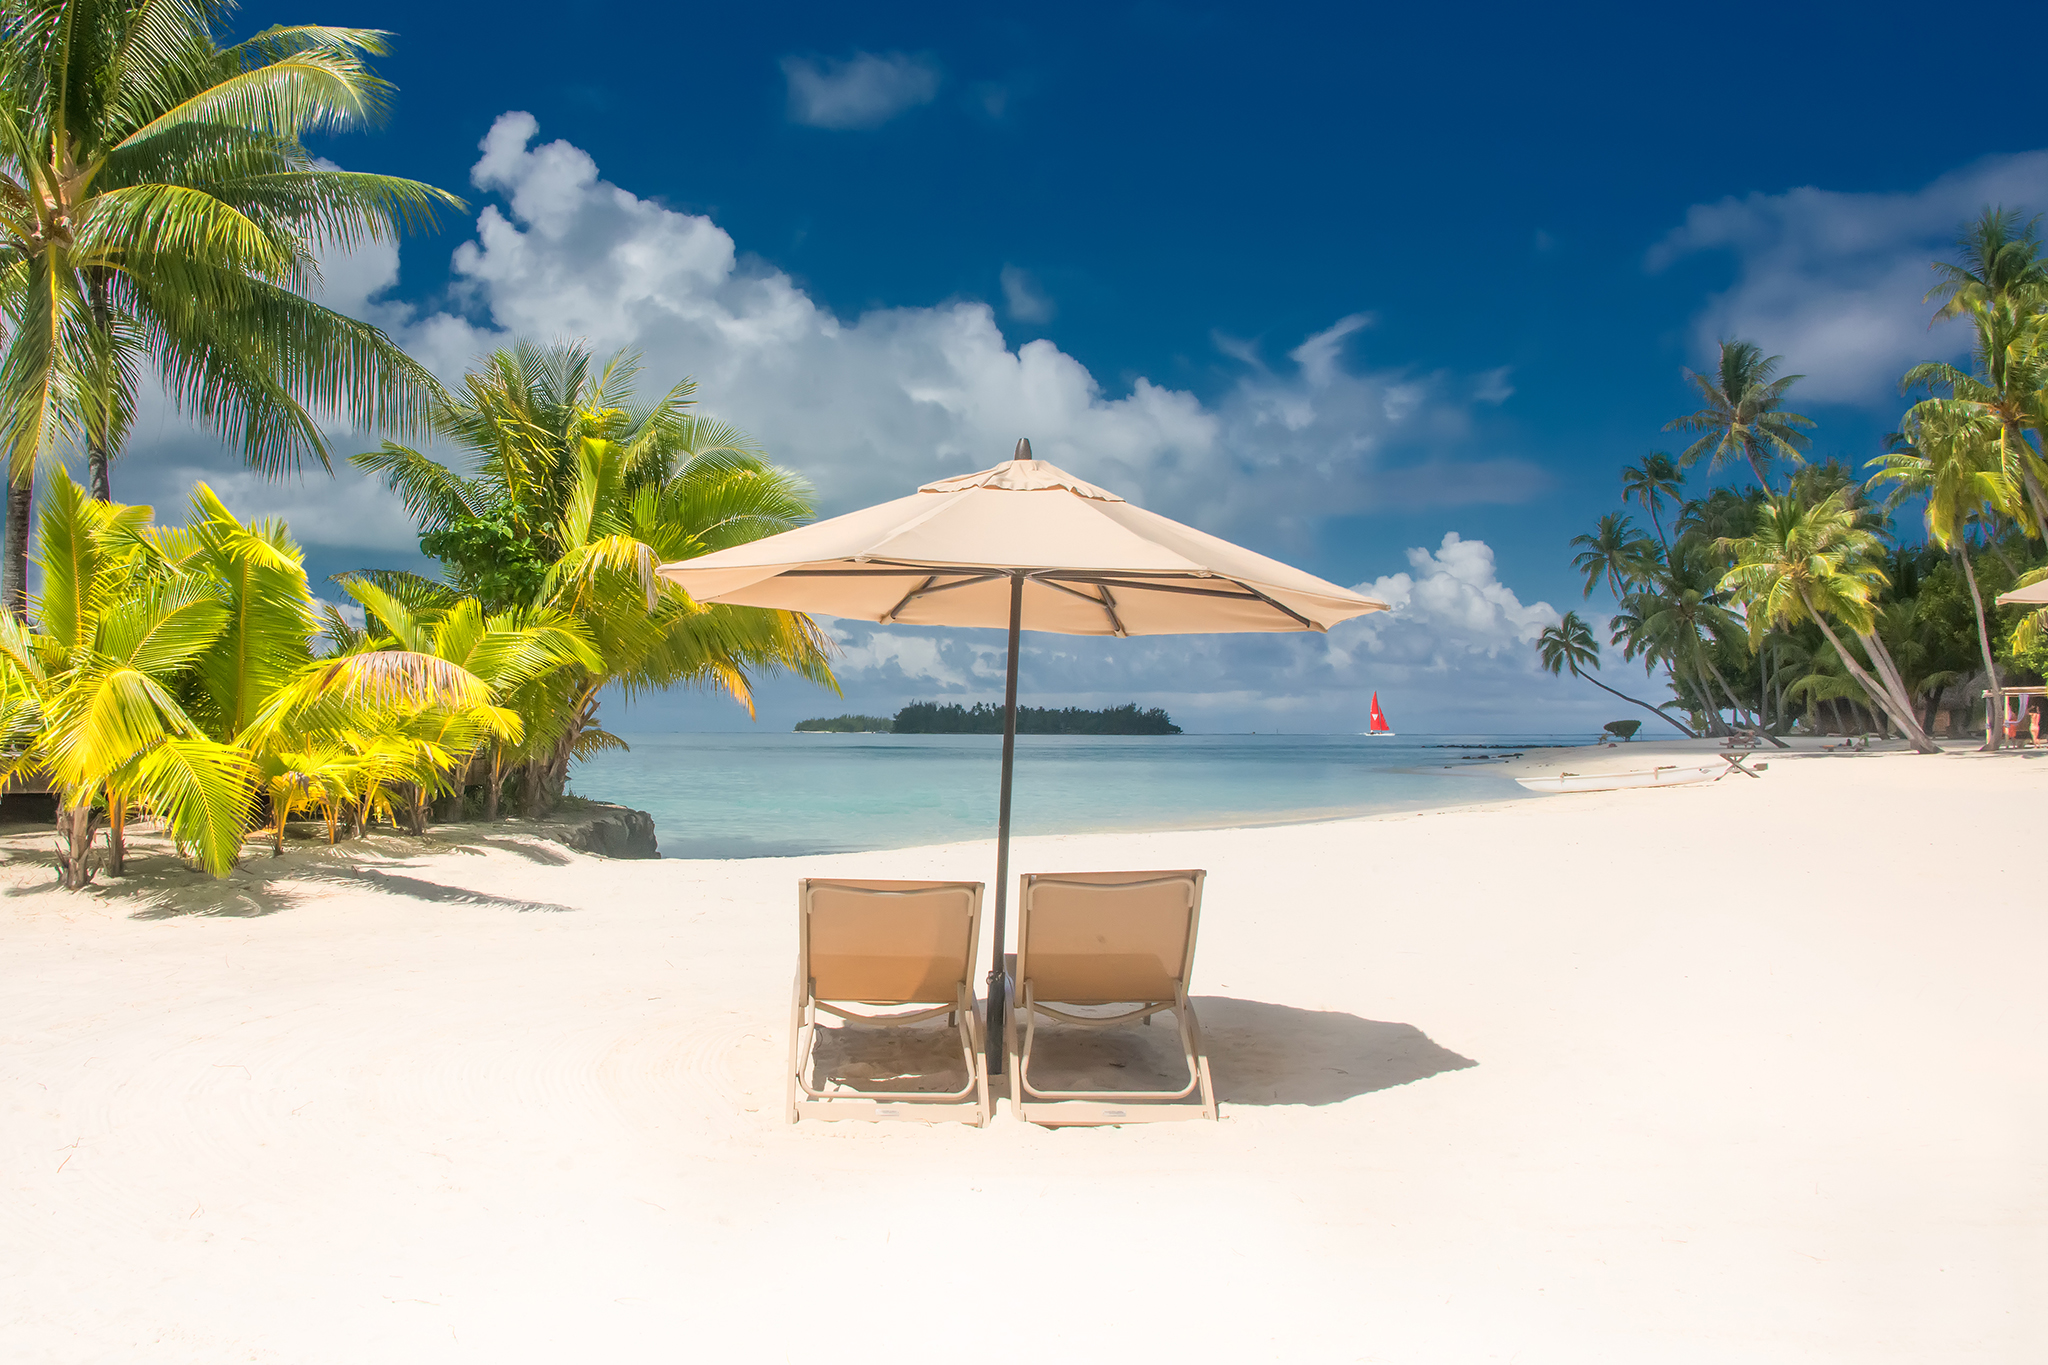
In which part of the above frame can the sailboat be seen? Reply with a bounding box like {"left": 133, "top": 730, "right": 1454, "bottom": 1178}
{"left": 1364, "top": 691, "right": 1395, "bottom": 737}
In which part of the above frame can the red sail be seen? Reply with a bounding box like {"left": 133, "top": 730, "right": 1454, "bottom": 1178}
{"left": 1368, "top": 692, "right": 1390, "bottom": 731}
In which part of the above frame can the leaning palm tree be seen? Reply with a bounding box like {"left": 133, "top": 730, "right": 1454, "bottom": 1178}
{"left": 0, "top": 1, "right": 463, "bottom": 616}
{"left": 1620, "top": 452, "right": 1684, "bottom": 550}
{"left": 1716, "top": 492, "right": 1938, "bottom": 753}
{"left": 1666, "top": 340, "right": 1815, "bottom": 491}
{"left": 1867, "top": 404, "right": 2018, "bottom": 749}
{"left": 1611, "top": 540, "right": 1771, "bottom": 739}
{"left": 1536, "top": 610, "right": 1695, "bottom": 735}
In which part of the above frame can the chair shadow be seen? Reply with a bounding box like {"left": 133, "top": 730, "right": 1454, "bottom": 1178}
{"left": 1194, "top": 997, "right": 1476, "bottom": 1106}
{"left": 805, "top": 1018, "right": 978, "bottom": 1097}
{"left": 1012, "top": 996, "right": 1475, "bottom": 1107}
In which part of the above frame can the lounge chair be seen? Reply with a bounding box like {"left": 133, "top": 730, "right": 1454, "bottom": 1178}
{"left": 787, "top": 879, "right": 991, "bottom": 1126}
{"left": 1006, "top": 869, "right": 1217, "bottom": 1125}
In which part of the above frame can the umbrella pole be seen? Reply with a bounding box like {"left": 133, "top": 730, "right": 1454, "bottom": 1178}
{"left": 987, "top": 569, "right": 1024, "bottom": 1076}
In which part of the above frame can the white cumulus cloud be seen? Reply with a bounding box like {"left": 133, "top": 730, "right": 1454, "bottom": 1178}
{"left": 781, "top": 51, "right": 941, "bottom": 130}
{"left": 95, "top": 112, "right": 1580, "bottom": 731}
{"left": 1649, "top": 151, "right": 2048, "bottom": 405}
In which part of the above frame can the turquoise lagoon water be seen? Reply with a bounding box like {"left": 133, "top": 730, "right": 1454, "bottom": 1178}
{"left": 570, "top": 732, "right": 1581, "bottom": 860}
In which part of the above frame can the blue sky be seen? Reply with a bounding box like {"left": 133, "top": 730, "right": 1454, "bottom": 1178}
{"left": 119, "top": 2, "right": 2048, "bottom": 732}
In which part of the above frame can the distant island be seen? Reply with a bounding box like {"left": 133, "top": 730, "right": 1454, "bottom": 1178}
{"left": 795, "top": 702, "right": 1181, "bottom": 735}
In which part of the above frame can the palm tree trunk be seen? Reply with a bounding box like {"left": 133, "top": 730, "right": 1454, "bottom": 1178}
{"left": 1800, "top": 599, "right": 1936, "bottom": 752}
{"left": 1574, "top": 670, "right": 1698, "bottom": 735}
{"left": 4, "top": 474, "right": 31, "bottom": 620}
{"left": 1954, "top": 547, "right": 2002, "bottom": 752}
{"left": 107, "top": 793, "right": 126, "bottom": 876}
{"left": 57, "top": 798, "right": 97, "bottom": 890}
{"left": 1680, "top": 657, "right": 1726, "bottom": 735}
{"left": 1746, "top": 448, "right": 1773, "bottom": 493}
{"left": 484, "top": 746, "right": 504, "bottom": 821}
{"left": 86, "top": 270, "right": 115, "bottom": 502}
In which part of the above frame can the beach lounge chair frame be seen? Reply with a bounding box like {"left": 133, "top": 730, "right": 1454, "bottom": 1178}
{"left": 1006, "top": 869, "right": 1217, "bottom": 1125}
{"left": 787, "top": 878, "right": 992, "bottom": 1126}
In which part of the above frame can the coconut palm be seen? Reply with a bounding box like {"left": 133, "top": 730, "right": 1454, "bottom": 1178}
{"left": 353, "top": 342, "right": 838, "bottom": 816}
{"left": 1902, "top": 298, "right": 2048, "bottom": 544}
{"left": 1620, "top": 452, "right": 1683, "bottom": 550}
{"left": 1666, "top": 340, "right": 1815, "bottom": 491}
{"left": 1536, "top": 610, "right": 1695, "bottom": 735}
{"left": 0, "top": 470, "right": 517, "bottom": 886}
{"left": 1612, "top": 541, "right": 1763, "bottom": 737}
{"left": 0, "top": 471, "right": 261, "bottom": 884}
{"left": 0, "top": 0, "right": 463, "bottom": 616}
{"left": 1926, "top": 208, "right": 2048, "bottom": 322}
{"left": 1568, "top": 512, "right": 1658, "bottom": 602}
{"left": 1867, "top": 404, "right": 2018, "bottom": 748}
{"left": 1716, "top": 492, "right": 1938, "bottom": 753}
{"left": 333, "top": 580, "right": 599, "bottom": 825}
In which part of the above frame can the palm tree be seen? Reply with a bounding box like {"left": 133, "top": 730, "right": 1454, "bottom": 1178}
{"left": 1902, "top": 297, "right": 2048, "bottom": 545}
{"left": 1620, "top": 452, "right": 1683, "bottom": 550}
{"left": 1868, "top": 404, "right": 2018, "bottom": 748}
{"left": 334, "top": 580, "right": 598, "bottom": 825}
{"left": 1716, "top": 492, "right": 1938, "bottom": 753}
{"left": 1536, "top": 610, "right": 1696, "bottom": 735}
{"left": 1666, "top": 340, "right": 1815, "bottom": 491}
{"left": 353, "top": 342, "right": 839, "bottom": 816}
{"left": 0, "top": 470, "right": 519, "bottom": 886}
{"left": 0, "top": 2, "right": 463, "bottom": 617}
{"left": 1568, "top": 512, "right": 1657, "bottom": 601}
{"left": 1611, "top": 541, "right": 1767, "bottom": 738}
{"left": 1926, "top": 208, "right": 2048, "bottom": 322}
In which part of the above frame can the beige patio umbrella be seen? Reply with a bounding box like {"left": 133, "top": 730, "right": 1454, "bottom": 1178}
{"left": 1995, "top": 578, "right": 2048, "bottom": 606}
{"left": 658, "top": 439, "right": 1390, "bottom": 1071}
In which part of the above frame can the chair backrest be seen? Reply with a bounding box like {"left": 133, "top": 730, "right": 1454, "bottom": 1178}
{"left": 1016, "top": 870, "right": 1205, "bottom": 1004}
{"left": 799, "top": 879, "right": 984, "bottom": 1005}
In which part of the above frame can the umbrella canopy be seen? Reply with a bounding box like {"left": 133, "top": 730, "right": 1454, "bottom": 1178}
{"left": 1996, "top": 579, "right": 2048, "bottom": 606}
{"left": 658, "top": 454, "right": 1384, "bottom": 635}
{"left": 657, "top": 440, "right": 1390, "bottom": 1077}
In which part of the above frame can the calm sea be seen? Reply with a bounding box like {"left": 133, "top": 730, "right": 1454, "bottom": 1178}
{"left": 570, "top": 732, "right": 1576, "bottom": 859}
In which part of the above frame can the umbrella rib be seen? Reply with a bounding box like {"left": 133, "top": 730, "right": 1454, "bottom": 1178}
{"left": 1033, "top": 577, "right": 1129, "bottom": 636}
{"left": 1221, "top": 577, "right": 1320, "bottom": 631}
{"left": 878, "top": 571, "right": 1006, "bottom": 620}
{"left": 881, "top": 575, "right": 937, "bottom": 622}
{"left": 1047, "top": 573, "right": 1318, "bottom": 630}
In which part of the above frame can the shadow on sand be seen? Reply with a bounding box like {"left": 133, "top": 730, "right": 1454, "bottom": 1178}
{"left": 113, "top": 857, "right": 581, "bottom": 919}
{"left": 1193, "top": 997, "right": 1476, "bottom": 1106}
{"left": 804, "top": 997, "right": 1475, "bottom": 1108}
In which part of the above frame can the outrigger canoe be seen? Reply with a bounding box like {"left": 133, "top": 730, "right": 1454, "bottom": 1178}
{"left": 1514, "top": 762, "right": 1729, "bottom": 794}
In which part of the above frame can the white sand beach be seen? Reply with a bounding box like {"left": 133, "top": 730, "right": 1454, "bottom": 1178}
{"left": 4, "top": 743, "right": 2044, "bottom": 1363}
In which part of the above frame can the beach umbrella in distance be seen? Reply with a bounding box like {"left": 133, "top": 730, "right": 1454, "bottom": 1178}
{"left": 656, "top": 438, "right": 1390, "bottom": 1073}
{"left": 1995, "top": 579, "right": 2048, "bottom": 606}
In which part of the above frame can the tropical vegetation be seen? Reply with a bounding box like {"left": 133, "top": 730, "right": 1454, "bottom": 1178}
{"left": 0, "top": 0, "right": 462, "bottom": 615}
{"left": 1544, "top": 208, "right": 2048, "bottom": 751}
{"left": 0, "top": 9, "right": 838, "bottom": 887}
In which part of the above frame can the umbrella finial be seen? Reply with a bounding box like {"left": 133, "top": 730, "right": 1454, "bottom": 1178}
{"left": 1014, "top": 437, "right": 1033, "bottom": 463}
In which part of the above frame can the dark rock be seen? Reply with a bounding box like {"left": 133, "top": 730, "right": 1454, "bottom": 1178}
{"left": 557, "top": 803, "right": 659, "bottom": 859}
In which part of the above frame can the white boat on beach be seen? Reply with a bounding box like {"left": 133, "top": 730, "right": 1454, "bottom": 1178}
{"left": 1515, "top": 763, "right": 1727, "bottom": 794}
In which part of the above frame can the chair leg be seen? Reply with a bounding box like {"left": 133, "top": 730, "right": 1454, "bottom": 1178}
{"left": 1181, "top": 995, "right": 1218, "bottom": 1121}
{"left": 962, "top": 986, "right": 991, "bottom": 1127}
{"left": 1006, "top": 987, "right": 1025, "bottom": 1115}
{"left": 785, "top": 972, "right": 806, "bottom": 1124}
